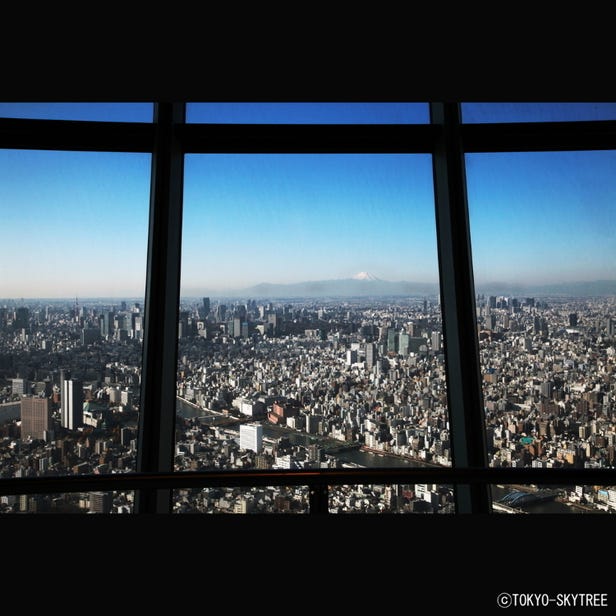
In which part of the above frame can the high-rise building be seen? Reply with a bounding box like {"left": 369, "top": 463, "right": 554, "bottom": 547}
{"left": 100, "top": 311, "right": 114, "bottom": 338}
{"left": 541, "top": 381, "right": 553, "bottom": 399}
{"left": 306, "top": 414, "right": 323, "bottom": 435}
{"left": 365, "top": 342, "right": 376, "bottom": 369}
{"left": 431, "top": 331, "right": 442, "bottom": 352}
{"left": 90, "top": 491, "right": 113, "bottom": 514}
{"left": 202, "top": 297, "right": 210, "bottom": 319}
{"left": 133, "top": 314, "right": 143, "bottom": 340}
{"left": 14, "top": 307, "right": 29, "bottom": 332}
{"left": 11, "top": 378, "right": 29, "bottom": 395}
{"left": 20, "top": 396, "right": 52, "bottom": 441}
{"left": 215, "top": 304, "right": 227, "bottom": 322}
{"left": 61, "top": 377, "right": 83, "bottom": 430}
{"left": 239, "top": 423, "right": 263, "bottom": 453}
{"left": 398, "top": 333, "right": 410, "bottom": 357}
{"left": 267, "top": 313, "right": 278, "bottom": 334}
{"left": 387, "top": 328, "right": 397, "bottom": 353}
{"left": 59, "top": 369, "right": 70, "bottom": 396}
{"left": 178, "top": 311, "right": 190, "bottom": 339}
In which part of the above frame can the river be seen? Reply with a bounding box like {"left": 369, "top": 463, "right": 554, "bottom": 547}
{"left": 176, "top": 398, "right": 609, "bottom": 513}
{"left": 177, "top": 397, "right": 433, "bottom": 469}
{"left": 490, "top": 485, "right": 606, "bottom": 514}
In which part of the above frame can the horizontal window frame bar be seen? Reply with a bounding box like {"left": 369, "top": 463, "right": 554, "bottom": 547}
{"left": 1, "top": 467, "right": 615, "bottom": 496}
{"left": 462, "top": 120, "right": 616, "bottom": 152}
{"left": 2, "top": 118, "right": 616, "bottom": 155}
{"left": 0, "top": 118, "right": 155, "bottom": 152}
{"left": 178, "top": 123, "right": 438, "bottom": 153}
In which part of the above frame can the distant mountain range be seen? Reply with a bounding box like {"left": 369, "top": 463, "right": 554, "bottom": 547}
{"left": 474, "top": 279, "right": 616, "bottom": 297}
{"left": 192, "top": 274, "right": 616, "bottom": 299}
{"left": 240, "top": 277, "right": 440, "bottom": 298}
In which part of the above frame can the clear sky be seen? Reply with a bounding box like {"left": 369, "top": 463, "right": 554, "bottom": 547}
{"left": 0, "top": 149, "right": 150, "bottom": 299}
{"left": 0, "top": 102, "right": 615, "bottom": 299}
{"left": 181, "top": 153, "right": 437, "bottom": 295}
{"left": 466, "top": 149, "right": 616, "bottom": 286}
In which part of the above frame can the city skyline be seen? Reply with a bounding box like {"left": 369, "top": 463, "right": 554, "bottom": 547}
{"left": 1, "top": 103, "right": 615, "bottom": 298}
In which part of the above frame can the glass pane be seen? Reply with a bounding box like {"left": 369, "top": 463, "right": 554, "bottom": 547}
{"left": 329, "top": 483, "right": 455, "bottom": 513}
{"left": 0, "top": 491, "right": 135, "bottom": 513}
{"left": 466, "top": 150, "right": 616, "bottom": 513}
{"left": 173, "top": 486, "right": 309, "bottom": 513}
{"left": 0, "top": 150, "right": 150, "bottom": 491}
{"left": 0, "top": 103, "right": 153, "bottom": 122}
{"left": 176, "top": 153, "right": 448, "bottom": 499}
{"left": 187, "top": 102, "right": 429, "bottom": 124}
{"left": 462, "top": 102, "right": 616, "bottom": 123}
{"left": 492, "top": 485, "right": 612, "bottom": 514}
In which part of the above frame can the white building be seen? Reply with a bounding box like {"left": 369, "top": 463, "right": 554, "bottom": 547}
{"left": 239, "top": 423, "right": 263, "bottom": 453}
{"left": 62, "top": 379, "right": 83, "bottom": 430}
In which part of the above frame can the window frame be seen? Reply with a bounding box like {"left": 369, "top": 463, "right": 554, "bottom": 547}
{"left": 1, "top": 102, "right": 615, "bottom": 514}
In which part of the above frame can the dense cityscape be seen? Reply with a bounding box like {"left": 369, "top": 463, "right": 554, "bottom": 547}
{"left": 0, "top": 291, "right": 615, "bottom": 514}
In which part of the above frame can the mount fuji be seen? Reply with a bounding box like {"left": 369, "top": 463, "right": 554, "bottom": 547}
{"left": 352, "top": 271, "right": 381, "bottom": 281}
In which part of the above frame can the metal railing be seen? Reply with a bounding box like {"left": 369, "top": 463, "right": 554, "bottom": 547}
{"left": 2, "top": 467, "right": 615, "bottom": 514}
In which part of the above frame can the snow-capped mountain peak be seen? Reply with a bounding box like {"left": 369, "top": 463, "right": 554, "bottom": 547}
{"left": 352, "top": 271, "right": 380, "bottom": 281}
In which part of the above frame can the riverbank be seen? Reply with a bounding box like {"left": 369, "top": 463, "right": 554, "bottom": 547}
{"left": 492, "top": 484, "right": 609, "bottom": 514}
{"left": 359, "top": 445, "right": 443, "bottom": 468}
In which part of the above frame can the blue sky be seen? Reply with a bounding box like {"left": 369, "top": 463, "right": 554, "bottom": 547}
{"left": 181, "top": 153, "right": 437, "bottom": 294}
{"left": 0, "top": 103, "right": 615, "bottom": 298}
{"left": 0, "top": 149, "right": 150, "bottom": 298}
{"left": 466, "top": 149, "right": 616, "bottom": 286}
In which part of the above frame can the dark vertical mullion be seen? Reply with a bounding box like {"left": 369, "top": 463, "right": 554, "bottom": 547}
{"left": 430, "top": 103, "right": 491, "bottom": 514}
{"left": 309, "top": 484, "right": 329, "bottom": 514}
{"left": 135, "top": 103, "right": 185, "bottom": 514}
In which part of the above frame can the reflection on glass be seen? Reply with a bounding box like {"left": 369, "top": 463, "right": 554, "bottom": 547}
{"left": 187, "top": 102, "right": 429, "bottom": 124}
{"left": 491, "top": 485, "right": 612, "bottom": 514}
{"left": 461, "top": 102, "right": 616, "bottom": 123}
{"left": 0, "top": 103, "right": 153, "bottom": 122}
{"left": 0, "top": 150, "right": 150, "bottom": 491}
{"left": 466, "top": 151, "right": 616, "bottom": 509}
{"left": 176, "top": 153, "right": 448, "bottom": 504}
{"left": 0, "top": 491, "right": 135, "bottom": 513}
{"left": 173, "top": 486, "right": 309, "bottom": 513}
{"left": 329, "top": 483, "right": 455, "bottom": 513}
